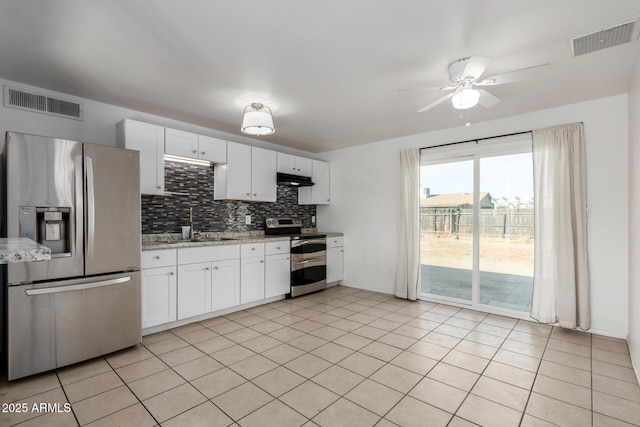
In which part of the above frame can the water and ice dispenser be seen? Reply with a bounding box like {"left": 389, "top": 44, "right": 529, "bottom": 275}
{"left": 19, "top": 206, "right": 71, "bottom": 257}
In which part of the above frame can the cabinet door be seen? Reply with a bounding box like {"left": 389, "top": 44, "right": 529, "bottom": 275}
{"left": 141, "top": 266, "right": 176, "bottom": 328}
{"left": 118, "top": 120, "right": 165, "bottom": 195}
{"left": 165, "top": 128, "right": 199, "bottom": 159}
{"left": 177, "top": 262, "right": 212, "bottom": 320}
{"left": 299, "top": 160, "right": 330, "bottom": 205}
{"left": 277, "top": 152, "right": 296, "bottom": 174}
{"left": 240, "top": 256, "right": 265, "bottom": 304}
{"left": 211, "top": 258, "right": 240, "bottom": 311}
{"left": 198, "top": 135, "right": 227, "bottom": 163}
{"left": 251, "top": 147, "right": 277, "bottom": 202}
{"left": 226, "top": 142, "right": 252, "bottom": 200}
{"left": 295, "top": 157, "right": 313, "bottom": 176}
{"left": 327, "top": 246, "right": 344, "bottom": 283}
{"left": 265, "top": 253, "right": 291, "bottom": 298}
{"left": 312, "top": 160, "right": 330, "bottom": 204}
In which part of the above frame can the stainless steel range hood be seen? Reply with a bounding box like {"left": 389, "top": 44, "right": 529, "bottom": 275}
{"left": 277, "top": 172, "right": 314, "bottom": 187}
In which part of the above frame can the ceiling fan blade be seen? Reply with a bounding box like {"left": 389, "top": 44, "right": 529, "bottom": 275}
{"left": 477, "top": 89, "right": 501, "bottom": 107}
{"left": 462, "top": 56, "right": 491, "bottom": 79}
{"left": 398, "top": 84, "right": 456, "bottom": 92}
{"left": 477, "top": 63, "right": 551, "bottom": 86}
{"left": 417, "top": 92, "right": 455, "bottom": 113}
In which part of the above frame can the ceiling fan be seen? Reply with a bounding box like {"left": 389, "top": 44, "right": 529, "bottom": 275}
{"left": 410, "top": 56, "right": 551, "bottom": 113}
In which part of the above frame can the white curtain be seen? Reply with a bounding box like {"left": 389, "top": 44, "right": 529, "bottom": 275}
{"left": 531, "top": 123, "right": 590, "bottom": 329}
{"left": 395, "top": 148, "right": 420, "bottom": 300}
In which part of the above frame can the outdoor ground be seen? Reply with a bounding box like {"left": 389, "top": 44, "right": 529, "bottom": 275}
{"left": 420, "top": 235, "right": 534, "bottom": 311}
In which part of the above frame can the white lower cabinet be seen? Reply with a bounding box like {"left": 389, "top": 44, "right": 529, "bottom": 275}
{"left": 265, "top": 241, "right": 291, "bottom": 298}
{"left": 177, "top": 262, "right": 212, "bottom": 320}
{"left": 141, "top": 240, "right": 291, "bottom": 332}
{"left": 141, "top": 266, "right": 177, "bottom": 329}
{"left": 241, "top": 256, "right": 265, "bottom": 304}
{"left": 212, "top": 258, "right": 240, "bottom": 311}
{"left": 141, "top": 249, "right": 178, "bottom": 329}
{"left": 327, "top": 236, "right": 344, "bottom": 284}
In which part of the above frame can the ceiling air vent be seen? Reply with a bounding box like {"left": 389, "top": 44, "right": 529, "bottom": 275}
{"left": 571, "top": 19, "right": 638, "bottom": 57}
{"left": 3, "top": 86, "right": 83, "bottom": 121}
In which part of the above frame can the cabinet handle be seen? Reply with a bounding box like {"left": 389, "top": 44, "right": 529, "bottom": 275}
{"left": 253, "top": 193, "right": 257, "bottom": 196}
{"left": 260, "top": 260, "right": 264, "bottom": 263}
{"left": 286, "top": 257, "right": 289, "bottom": 260}
{"left": 201, "top": 151, "right": 206, "bottom": 155}
{"left": 205, "top": 267, "right": 210, "bottom": 270}
{"left": 246, "top": 193, "right": 250, "bottom": 196}
{"left": 276, "top": 246, "right": 280, "bottom": 250}
{"left": 192, "top": 150, "right": 197, "bottom": 153}
{"left": 157, "top": 185, "right": 161, "bottom": 189}
{"left": 169, "top": 272, "right": 174, "bottom": 276}
{"left": 154, "top": 256, "right": 160, "bottom": 259}
{"left": 251, "top": 247, "right": 255, "bottom": 251}
{"left": 214, "top": 266, "right": 219, "bottom": 270}
{"left": 341, "top": 250, "right": 344, "bottom": 252}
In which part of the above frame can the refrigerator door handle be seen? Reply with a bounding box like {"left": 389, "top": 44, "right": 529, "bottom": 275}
{"left": 86, "top": 156, "right": 95, "bottom": 259}
{"left": 25, "top": 276, "right": 132, "bottom": 296}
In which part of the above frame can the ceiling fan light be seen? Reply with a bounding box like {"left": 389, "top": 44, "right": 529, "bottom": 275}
{"left": 451, "top": 87, "right": 480, "bottom": 109}
{"left": 241, "top": 103, "right": 275, "bottom": 135}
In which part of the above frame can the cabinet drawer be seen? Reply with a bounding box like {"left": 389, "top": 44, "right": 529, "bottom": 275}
{"left": 265, "top": 240, "right": 290, "bottom": 255}
{"left": 178, "top": 244, "right": 240, "bottom": 264}
{"left": 327, "top": 236, "right": 343, "bottom": 248}
{"left": 142, "top": 249, "right": 177, "bottom": 269}
{"left": 241, "top": 243, "right": 265, "bottom": 258}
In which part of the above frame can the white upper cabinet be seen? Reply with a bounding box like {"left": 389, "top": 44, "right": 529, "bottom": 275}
{"left": 299, "top": 160, "right": 330, "bottom": 205}
{"left": 116, "top": 119, "right": 165, "bottom": 195}
{"left": 198, "top": 135, "right": 227, "bottom": 163}
{"left": 277, "top": 153, "right": 312, "bottom": 176}
{"left": 165, "top": 128, "right": 199, "bottom": 158}
{"left": 214, "top": 142, "right": 276, "bottom": 202}
{"left": 251, "top": 147, "right": 277, "bottom": 202}
{"left": 165, "top": 129, "right": 227, "bottom": 164}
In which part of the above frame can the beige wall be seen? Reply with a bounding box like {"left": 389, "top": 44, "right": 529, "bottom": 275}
{"left": 318, "top": 95, "right": 629, "bottom": 338}
{"left": 628, "top": 56, "right": 640, "bottom": 382}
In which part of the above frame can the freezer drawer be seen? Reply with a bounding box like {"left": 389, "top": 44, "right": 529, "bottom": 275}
{"left": 7, "top": 272, "right": 141, "bottom": 380}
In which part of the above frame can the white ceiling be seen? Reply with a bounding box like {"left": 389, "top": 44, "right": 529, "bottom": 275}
{"left": 1, "top": 1, "right": 640, "bottom": 153}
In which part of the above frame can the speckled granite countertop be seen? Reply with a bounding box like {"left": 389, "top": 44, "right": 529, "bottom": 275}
{"left": 142, "top": 230, "right": 343, "bottom": 250}
{"left": 0, "top": 238, "right": 52, "bottom": 264}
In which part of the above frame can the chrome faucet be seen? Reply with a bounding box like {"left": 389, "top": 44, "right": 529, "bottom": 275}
{"left": 189, "top": 207, "right": 196, "bottom": 239}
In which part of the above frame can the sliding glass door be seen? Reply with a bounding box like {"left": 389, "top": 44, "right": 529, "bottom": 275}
{"left": 420, "top": 159, "right": 474, "bottom": 303}
{"left": 420, "top": 136, "right": 534, "bottom": 313}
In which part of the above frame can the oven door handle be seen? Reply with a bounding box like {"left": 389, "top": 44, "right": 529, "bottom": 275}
{"left": 291, "top": 238, "right": 326, "bottom": 247}
{"left": 292, "top": 258, "right": 326, "bottom": 271}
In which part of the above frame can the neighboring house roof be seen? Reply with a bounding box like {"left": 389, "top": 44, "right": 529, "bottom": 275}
{"left": 420, "top": 192, "right": 490, "bottom": 208}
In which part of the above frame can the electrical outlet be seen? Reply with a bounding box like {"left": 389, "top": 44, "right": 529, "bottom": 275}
{"left": 312, "top": 215, "right": 316, "bottom": 223}
{"left": 245, "top": 215, "right": 251, "bottom": 225}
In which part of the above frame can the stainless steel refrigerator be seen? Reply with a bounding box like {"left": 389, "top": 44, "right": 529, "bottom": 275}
{"left": 3, "top": 132, "right": 141, "bottom": 380}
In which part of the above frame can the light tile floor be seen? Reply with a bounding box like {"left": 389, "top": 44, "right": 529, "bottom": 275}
{"left": 1, "top": 285, "right": 639, "bottom": 426}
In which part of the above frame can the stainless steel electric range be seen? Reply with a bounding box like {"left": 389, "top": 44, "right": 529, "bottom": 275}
{"left": 264, "top": 218, "right": 327, "bottom": 297}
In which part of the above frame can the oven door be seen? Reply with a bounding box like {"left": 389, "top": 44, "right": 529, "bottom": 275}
{"left": 290, "top": 238, "right": 326, "bottom": 257}
{"left": 291, "top": 255, "right": 327, "bottom": 297}
{"left": 290, "top": 237, "right": 327, "bottom": 297}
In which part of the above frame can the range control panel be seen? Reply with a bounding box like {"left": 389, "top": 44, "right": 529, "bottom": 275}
{"left": 265, "top": 217, "right": 303, "bottom": 229}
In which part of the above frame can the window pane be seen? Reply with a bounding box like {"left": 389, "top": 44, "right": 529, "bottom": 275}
{"left": 420, "top": 160, "right": 473, "bottom": 302}
{"left": 478, "top": 153, "right": 534, "bottom": 311}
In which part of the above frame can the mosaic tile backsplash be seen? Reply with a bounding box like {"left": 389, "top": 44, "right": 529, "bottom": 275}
{"left": 141, "top": 161, "right": 316, "bottom": 234}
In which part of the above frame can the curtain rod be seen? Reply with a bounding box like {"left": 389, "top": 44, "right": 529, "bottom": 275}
{"left": 420, "top": 122, "right": 584, "bottom": 151}
{"left": 420, "top": 130, "right": 532, "bottom": 150}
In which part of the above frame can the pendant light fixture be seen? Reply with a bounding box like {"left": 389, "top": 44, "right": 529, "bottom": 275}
{"left": 451, "top": 84, "right": 480, "bottom": 110}
{"left": 241, "top": 102, "right": 275, "bottom": 135}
